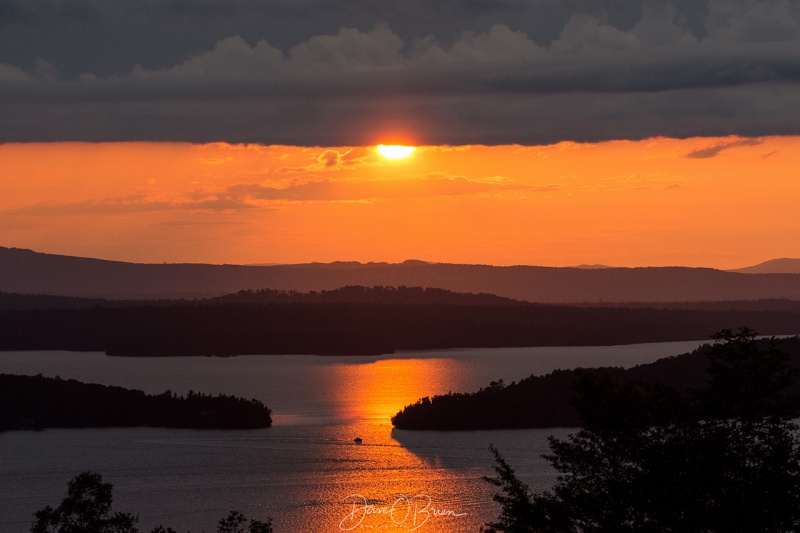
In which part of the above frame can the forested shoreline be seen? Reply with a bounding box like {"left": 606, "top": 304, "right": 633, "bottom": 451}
{"left": 391, "top": 335, "right": 800, "bottom": 430}
{"left": 0, "top": 373, "right": 272, "bottom": 431}
{"left": 1, "top": 301, "right": 799, "bottom": 356}
{"left": 0, "top": 285, "right": 523, "bottom": 310}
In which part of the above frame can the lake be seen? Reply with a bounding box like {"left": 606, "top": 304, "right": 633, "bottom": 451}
{"left": 0, "top": 340, "right": 707, "bottom": 532}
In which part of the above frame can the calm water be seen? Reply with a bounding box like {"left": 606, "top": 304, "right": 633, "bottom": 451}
{"left": 0, "top": 341, "right": 707, "bottom": 532}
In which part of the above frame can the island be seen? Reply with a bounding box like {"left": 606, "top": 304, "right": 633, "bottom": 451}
{"left": 0, "top": 373, "right": 272, "bottom": 431}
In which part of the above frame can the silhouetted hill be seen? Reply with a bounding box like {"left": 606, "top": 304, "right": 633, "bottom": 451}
{"left": 391, "top": 336, "right": 800, "bottom": 430}
{"left": 0, "top": 374, "right": 272, "bottom": 430}
{"left": 5, "top": 247, "right": 800, "bottom": 303}
{"left": 730, "top": 258, "right": 800, "bottom": 274}
{"left": 0, "top": 286, "right": 522, "bottom": 310}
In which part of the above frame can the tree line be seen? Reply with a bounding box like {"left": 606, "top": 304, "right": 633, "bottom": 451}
{"left": 2, "top": 302, "right": 799, "bottom": 356}
{"left": 0, "top": 285, "right": 521, "bottom": 310}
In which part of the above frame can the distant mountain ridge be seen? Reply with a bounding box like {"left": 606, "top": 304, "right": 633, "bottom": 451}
{"left": 4, "top": 246, "right": 800, "bottom": 303}
{"left": 730, "top": 258, "right": 800, "bottom": 274}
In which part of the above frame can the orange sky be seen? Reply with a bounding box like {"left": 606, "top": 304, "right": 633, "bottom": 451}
{"left": 1, "top": 137, "right": 798, "bottom": 269}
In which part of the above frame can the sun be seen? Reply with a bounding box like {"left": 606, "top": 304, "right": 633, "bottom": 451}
{"left": 376, "top": 144, "right": 415, "bottom": 160}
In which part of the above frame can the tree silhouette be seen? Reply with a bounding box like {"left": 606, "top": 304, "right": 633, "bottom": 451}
{"left": 481, "top": 446, "right": 538, "bottom": 533}
{"left": 31, "top": 472, "right": 138, "bottom": 533}
{"left": 31, "top": 472, "right": 273, "bottom": 533}
{"left": 216, "top": 511, "right": 273, "bottom": 533}
{"left": 483, "top": 328, "right": 800, "bottom": 532}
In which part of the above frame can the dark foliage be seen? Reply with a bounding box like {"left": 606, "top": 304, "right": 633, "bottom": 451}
{"left": 0, "top": 374, "right": 271, "bottom": 431}
{"left": 216, "top": 511, "right": 273, "bottom": 533}
{"left": 392, "top": 335, "right": 800, "bottom": 430}
{"left": 482, "top": 328, "right": 800, "bottom": 532}
{"left": 1, "top": 298, "right": 799, "bottom": 356}
{"left": 31, "top": 472, "right": 138, "bottom": 533}
{"left": 31, "top": 472, "right": 272, "bottom": 533}
{"left": 481, "top": 446, "right": 538, "bottom": 533}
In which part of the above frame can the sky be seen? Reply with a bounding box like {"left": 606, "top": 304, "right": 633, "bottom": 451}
{"left": 2, "top": 0, "right": 799, "bottom": 268}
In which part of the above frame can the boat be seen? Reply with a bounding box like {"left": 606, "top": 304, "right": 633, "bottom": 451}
{"left": 354, "top": 437, "right": 363, "bottom": 445}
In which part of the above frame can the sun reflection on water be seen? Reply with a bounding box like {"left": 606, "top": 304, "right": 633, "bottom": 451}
{"left": 327, "top": 357, "right": 465, "bottom": 423}
{"left": 279, "top": 356, "right": 492, "bottom": 531}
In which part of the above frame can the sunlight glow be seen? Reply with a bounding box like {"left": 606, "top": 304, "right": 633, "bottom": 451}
{"left": 376, "top": 144, "right": 415, "bottom": 160}
{"left": 3, "top": 137, "right": 798, "bottom": 268}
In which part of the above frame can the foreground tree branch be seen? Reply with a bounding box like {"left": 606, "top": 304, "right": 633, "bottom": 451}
{"left": 484, "top": 328, "right": 800, "bottom": 532}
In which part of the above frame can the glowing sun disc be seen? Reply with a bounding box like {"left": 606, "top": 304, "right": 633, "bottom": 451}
{"left": 377, "top": 144, "right": 415, "bottom": 160}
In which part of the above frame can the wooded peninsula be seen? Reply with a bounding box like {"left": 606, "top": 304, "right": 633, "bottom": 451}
{"left": 391, "top": 335, "right": 800, "bottom": 430}
{"left": 0, "top": 373, "right": 272, "bottom": 431}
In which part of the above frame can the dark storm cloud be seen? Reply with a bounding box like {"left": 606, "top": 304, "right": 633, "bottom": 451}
{"left": 2, "top": 0, "right": 800, "bottom": 145}
{"left": 684, "top": 137, "right": 764, "bottom": 158}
